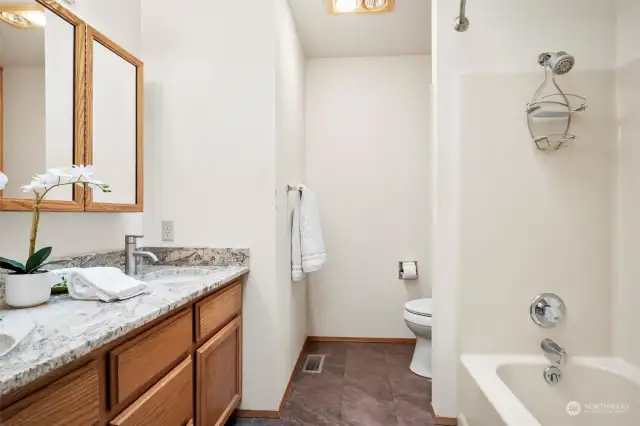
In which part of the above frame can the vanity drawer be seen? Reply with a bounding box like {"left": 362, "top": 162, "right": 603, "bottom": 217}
{"left": 0, "top": 361, "right": 100, "bottom": 426}
{"left": 110, "top": 356, "right": 193, "bottom": 426}
{"left": 195, "top": 281, "right": 242, "bottom": 341}
{"left": 109, "top": 310, "right": 192, "bottom": 405}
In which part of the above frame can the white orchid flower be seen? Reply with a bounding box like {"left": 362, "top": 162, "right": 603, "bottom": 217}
{"left": 10, "top": 166, "right": 112, "bottom": 261}
{"left": 21, "top": 180, "right": 49, "bottom": 193}
{"left": 48, "top": 166, "right": 110, "bottom": 192}
{"left": 0, "top": 172, "right": 7, "bottom": 190}
{"left": 47, "top": 167, "right": 73, "bottom": 178}
{"left": 67, "top": 165, "right": 96, "bottom": 181}
{"left": 37, "top": 173, "right": 60, "bottom": 185}
{"left": 46, "top": 172, "right": 74, "bottom": 185}
{"left": 21, "top": 173, "right": 57, "bottom": 193}
{"left": 20, "top": 165, "right": 111, "bottom": 194}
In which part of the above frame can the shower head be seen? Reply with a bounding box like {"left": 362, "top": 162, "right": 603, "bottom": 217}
{"left": 538, "top": 52, "right": 575, "bottom": 75}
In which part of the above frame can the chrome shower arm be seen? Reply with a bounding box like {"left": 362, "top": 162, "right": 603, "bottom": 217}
{"left": 459, "top": 0, "right": 467, "bottom": 16}
{"left": 454, "top": 0, "right": 470, "bottom": 32}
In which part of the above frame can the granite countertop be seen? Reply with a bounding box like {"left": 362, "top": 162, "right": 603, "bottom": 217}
{"left": 0, "top": 264, "right": 249, "bottom": 397}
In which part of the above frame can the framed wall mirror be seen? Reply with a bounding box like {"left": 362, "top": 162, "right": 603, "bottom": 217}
{"left": 0, "top": 0, "right": 85, "bottom": 211}
{"left": 85, "top": 26, "right": 143, "bottom": 212}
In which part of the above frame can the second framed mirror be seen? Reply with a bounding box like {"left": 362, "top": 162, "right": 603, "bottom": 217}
{"left": 85, "top": 26, "right": 143, "bottom": 212}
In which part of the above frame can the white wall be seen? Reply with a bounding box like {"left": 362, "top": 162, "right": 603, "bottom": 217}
{"left": 72, "top": 0, "right": 141, "bottom": 57}
{"left": 432, "top": 0, "right": 616, "bottom": 418}
{"left": 275, "top": 0, "right": 308, "bottom": 381}
{"left": 142, "top": 0, "right": 299, "bottom": 411}
{"left": 0, "top": 0, "right": 143, "bottom": 262}
{"left": 614, "top": 0, "right": 640, "bottom": 368}
{"left": 305, "top": 55, "right": 431, "bottom": 338}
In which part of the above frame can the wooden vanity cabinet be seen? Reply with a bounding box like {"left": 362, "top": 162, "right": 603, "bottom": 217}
{"left": 196, "top": 317, "right": 242, "bottom": 426}
{"left": 0, "top": 361, "right": 101, "bottom": 426}
{"left": 0, "top": 279, "right": 244, "bottom": 426}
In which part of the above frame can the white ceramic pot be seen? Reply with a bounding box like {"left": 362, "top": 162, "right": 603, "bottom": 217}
{"left": 4, "top": 273, "right": 53, "bottom": 308}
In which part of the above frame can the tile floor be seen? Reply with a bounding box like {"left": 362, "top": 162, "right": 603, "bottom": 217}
{"left": 226, "top": 341, "right": 434, "bottom": 426}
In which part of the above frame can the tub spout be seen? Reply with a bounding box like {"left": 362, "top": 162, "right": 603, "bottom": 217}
{"left": 541, "top": 338, "right": 566, "bottom": 365}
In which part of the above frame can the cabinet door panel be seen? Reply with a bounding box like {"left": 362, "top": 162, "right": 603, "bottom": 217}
{"left": 196, "top": 316, "right": 242, "bottom": 426}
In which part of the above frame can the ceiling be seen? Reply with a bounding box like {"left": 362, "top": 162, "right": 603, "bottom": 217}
{"left": 0, "top": 21, "right": 44, "bottom": 67}
{"left": 287, "top": 0, "right": 431, "bottom": 58}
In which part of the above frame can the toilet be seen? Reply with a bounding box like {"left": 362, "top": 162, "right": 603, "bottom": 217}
{"left": 404, "top": 298, "right": 432, "bottom": 378}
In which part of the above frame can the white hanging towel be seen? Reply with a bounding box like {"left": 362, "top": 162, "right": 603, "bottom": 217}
{"left": 291, "top": 185, "right": 327, "bottom": 281}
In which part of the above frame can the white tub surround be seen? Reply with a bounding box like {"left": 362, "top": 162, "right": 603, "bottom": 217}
{"left": 461, "top": 354, "right": 640, "bottom": 426}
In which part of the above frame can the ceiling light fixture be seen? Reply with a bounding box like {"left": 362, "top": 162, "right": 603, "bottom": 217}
{"left": 335, "top": 0, "right": 359, "bottom": 13}
{"left": 363, "top": 0, "right": 386, "bottom": 10}
{"left": 329, "top": 0, "right": 394, "bottom": 14}
{"left": 0, "top": 4, "right": 45, "bottom": 29}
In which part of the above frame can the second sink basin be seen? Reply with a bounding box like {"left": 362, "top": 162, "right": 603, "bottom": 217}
{"left": 139, "top": 267, "right": 217, "bottom": 286}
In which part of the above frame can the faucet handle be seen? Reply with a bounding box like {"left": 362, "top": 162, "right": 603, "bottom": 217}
{"left": 125, "top": 235, "right": 144, "bottom": 244}
{"left": 530, "top": 293, "right": 566, "bottom": 328}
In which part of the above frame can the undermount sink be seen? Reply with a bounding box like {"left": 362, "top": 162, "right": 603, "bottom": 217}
{"left": 138, "top": 267, "right": 216, "bottom": 285}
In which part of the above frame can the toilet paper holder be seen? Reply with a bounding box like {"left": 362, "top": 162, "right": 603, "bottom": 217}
{"left": 398, "top": 261, "right": 419, "bottom": 280}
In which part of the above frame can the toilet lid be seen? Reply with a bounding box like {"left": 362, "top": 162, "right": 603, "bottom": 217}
{"left": 404, "top": 298, "right": 433, "bottom": 317}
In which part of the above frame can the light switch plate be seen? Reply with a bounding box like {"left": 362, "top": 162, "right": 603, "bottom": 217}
{"left": 162, "top": 221, "right": 174, "bottom": 242}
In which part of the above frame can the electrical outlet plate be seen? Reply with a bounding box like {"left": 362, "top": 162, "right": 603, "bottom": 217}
{"left": 162, "top": 221, "right": 174, "bottom": 242}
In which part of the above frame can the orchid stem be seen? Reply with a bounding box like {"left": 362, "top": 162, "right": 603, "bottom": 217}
{"left": 27, "top": 179, "right": 81, "bottom": 258}
{"left": 29, "top": 194, "right": 41, "bottom": 258}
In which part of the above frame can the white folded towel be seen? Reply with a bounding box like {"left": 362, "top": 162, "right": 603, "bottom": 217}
{"left": 54, "top": 267, "right": 148, "bottom": 302}
{"left": 291, "top": 185, "right": 327, "bottom": 281}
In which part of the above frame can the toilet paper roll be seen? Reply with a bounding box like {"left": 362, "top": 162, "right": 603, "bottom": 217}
{"left": 401, "top": 262, "right": 418, "bottom": 280}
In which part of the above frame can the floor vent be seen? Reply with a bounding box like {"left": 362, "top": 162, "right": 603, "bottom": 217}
{"left": 302, "top": 354, "right": 325, "bottom": 374}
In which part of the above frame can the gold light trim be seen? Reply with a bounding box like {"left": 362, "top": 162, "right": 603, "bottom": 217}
{"left": 328, "top": 0, "right": 395, "bottom": 14}
{"left": 0, "top": 4, "right": 45, "bottom": 29}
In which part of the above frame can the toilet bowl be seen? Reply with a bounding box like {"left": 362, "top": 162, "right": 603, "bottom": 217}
{"left": 404, "top": 298, "right": 432, "bottom": 378}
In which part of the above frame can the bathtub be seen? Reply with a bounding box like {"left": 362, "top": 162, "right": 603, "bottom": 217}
{"left": 460, "top": 355, "right": 640, "bottom": 426}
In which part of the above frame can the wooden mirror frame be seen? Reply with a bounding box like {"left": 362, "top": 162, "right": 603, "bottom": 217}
{"left": 85, "top": 26, "right": 143, "bottom": 212}
{"left": 0, "top": 0, "right": 86, "bottom": 212}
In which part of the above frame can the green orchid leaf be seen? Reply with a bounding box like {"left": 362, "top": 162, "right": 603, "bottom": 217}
{"left": 51, "top": 283, "right": 69, "bottom": 295}
{"left": 25, "top": 247, "right": 53, "bottom": 274}
{"left": 0, "top": 257, "right": 27, "bottom": 274}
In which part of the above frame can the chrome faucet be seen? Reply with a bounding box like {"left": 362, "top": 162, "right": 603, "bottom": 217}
{"left": 124, "top": 235, "right": 159, "bottom": 275}
{"left": 541, "top": 338, "right": 567, "bottom": 365}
